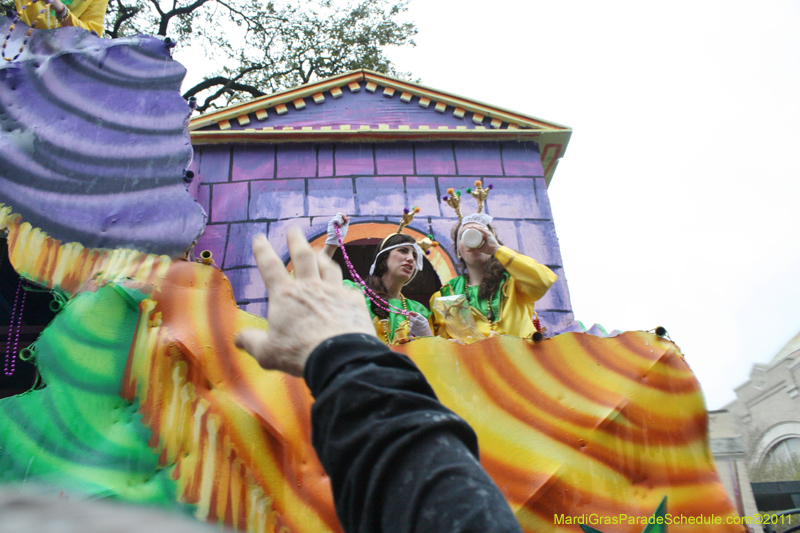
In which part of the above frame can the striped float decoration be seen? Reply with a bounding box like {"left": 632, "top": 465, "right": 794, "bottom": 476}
{"left": 1, "top": 208, "right": 172, "bottom": 296}
{"left": 120, "top": 261, "right": 742, "bottom": 533}
{"left": 0, "top": 209, "right": 743, "bottom": 532}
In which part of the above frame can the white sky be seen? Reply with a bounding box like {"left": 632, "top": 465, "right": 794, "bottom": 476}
{"left": 176, "top": 0, "right": 800, "bottom": 409}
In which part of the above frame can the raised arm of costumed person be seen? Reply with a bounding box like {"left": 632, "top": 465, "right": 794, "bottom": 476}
{"left": 431, "top": 183, "right": 557, "bottom": 341}
{"left": 322, "top": 211, "right": 434, "bottom": 345}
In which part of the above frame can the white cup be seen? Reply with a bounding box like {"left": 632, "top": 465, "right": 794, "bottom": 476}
{"left": 461, "top": 228, "right": 484, "bottom": 249}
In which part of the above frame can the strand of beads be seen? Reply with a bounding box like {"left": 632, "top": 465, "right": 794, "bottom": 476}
{"left": 3, "top": 0, "right": 51, "bottom": 62}
{"left": 532, "top": 314, "right": 542, "bottom": 333}
{"left": 4, "top": 279, "right": 27, "bottom": 376}
{"left": 334, "top": 223, "right": 411, "bottom": 318}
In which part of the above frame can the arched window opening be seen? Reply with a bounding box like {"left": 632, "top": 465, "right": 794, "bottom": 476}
{"left": 756, "top": 437, "right": 800, "bottom": 482}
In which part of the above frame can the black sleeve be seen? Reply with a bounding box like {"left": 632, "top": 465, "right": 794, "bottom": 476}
{"left": 304, "top": 333, "right": 524, "bottom": 533}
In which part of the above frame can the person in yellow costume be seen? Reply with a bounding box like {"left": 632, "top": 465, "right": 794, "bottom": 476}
{"left": 17, "top": 0, "right": 108, "bottom": 36}
{"left": 431, "top": 183, "right": 557, "bottom": 341}
{"left": 323, "top": 211, "right": 434, "bottom": 345}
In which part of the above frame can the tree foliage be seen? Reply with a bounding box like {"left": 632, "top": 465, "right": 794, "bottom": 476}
{"left": 103, "top": 0, "right": 417, "bottom": 112}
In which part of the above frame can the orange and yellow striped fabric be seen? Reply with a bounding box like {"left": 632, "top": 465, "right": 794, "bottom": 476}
{"left": 0, "top": 207, "right": 743, "bottom": 532}
{"left": 123, "top": 261, "right": 743, "bottom": 533}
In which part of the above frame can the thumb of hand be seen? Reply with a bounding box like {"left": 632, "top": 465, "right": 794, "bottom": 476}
{"left": 235, "top": 328, "right": 271, "bottom": 362}
{"left": 235, "top": 328, "right": 306, "bottom": 377}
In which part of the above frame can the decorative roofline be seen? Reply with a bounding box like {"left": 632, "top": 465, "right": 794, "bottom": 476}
{"left": 189, "top": 69, "right": 571, "bottom": 133}
{"left": 188, "top": 69, "right": 572, "bottom": 185}
{"left": 191, "top": 127, "right": 547, "bottom": 142}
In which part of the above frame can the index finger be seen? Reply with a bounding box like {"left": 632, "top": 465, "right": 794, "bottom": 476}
{"left": 252, "top": 234, "right": 291, "bottom": 293}
{"left": 287, "top": 226, "right": 320, "bottom": 280}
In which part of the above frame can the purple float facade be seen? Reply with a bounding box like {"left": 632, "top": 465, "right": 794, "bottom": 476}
{"left": 189, "top": 72, "right": 574, "bottom": 333}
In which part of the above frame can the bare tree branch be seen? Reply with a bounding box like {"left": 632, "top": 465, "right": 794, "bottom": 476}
{"left": 195, "top": 79, "right": 266, "bottom": 112}
{"left": 182, "top": 64, "right": 267, "bottom": 99}
{"left": 107, "top": 0, "right": 140, "bottom": 39}
{"left": 157, "top": 0, "right": 213, "bottom": 35}
{"left": 147, "top": 0, "right": 165, "bottom": 18}
{"left": 103, "top": 0, "right": 418, "bottom": 110}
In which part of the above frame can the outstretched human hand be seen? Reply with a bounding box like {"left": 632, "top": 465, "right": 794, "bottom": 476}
{"left": 235, "top": 228, "right": 376, "bottom": 376}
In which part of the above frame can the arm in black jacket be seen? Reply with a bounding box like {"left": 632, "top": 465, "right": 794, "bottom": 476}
{"left": 304, "top": 333, "right": 524, "bottom": 533}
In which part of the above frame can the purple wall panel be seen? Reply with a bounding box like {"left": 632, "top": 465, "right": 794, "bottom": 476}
{"left": 318, "top": 144, "right": 334, "bottom": 177}
{"left": 454, "top": 143, "right": 503, "bottom": 176}
{"left": 485, "top": 177, "right": 536, "bottom": 220}
{"left": 233, "top": 145, "right": 275, "bottom": 181}
{"left": 538, "top": 310, "right": 576, "bottom": 337}
{"left": 186, "top": 156, "right": 201, "bottom": 199}
{"left": 242, "top": 301, "right": 268, "bottom": 317}
{"left": 195, "top": 223, "right": 228, "bottom": 267}
{"left": 267, "top": 218, "right": 312, "bottom": 261}
{"left": 224, "top": 222, "right": 266, "bottom": 268}
{"left": 276, "top": 145, "right": 317, "bottom": 179}
{"left": 227, "top": 267, "right": 267, "bottom": 301}
{"left": 196, "top": 146, "right": 231, "bottom": 184}
{"left": 249, "top": 180, "right": 305, "bottom": 220}
{"left": 406, "top": 177, "right": 441, "bottom": 217}
{"left": 487, "top": 219, "right": 519, "bottom": 251}
{"left": 550, "top": 269, "right": 571, "bottom": 310}
{"left": 437, "top": 177, "right": 480, "bottom": 201}
{"left": 335, "top": 145, "right": 375, "bottom": 176}
{"left": 414, "top": 143, "right": 456, "bottom": 175}
{"left": 501, "top": 142, "right": 543, "bottom": 177}
{"left": 308, "top": 178, "right": 355, "bottom": 216}
{"left": 308, "top": 216, "right": 331, "bottom": 244}
{"left": 211, "top": 182, "right": 249, "bottom": 223}
{"left": 195, "top": 185, "right": 211, "bottom": 219}
{"left": 535, "top": 267, "right": 570, "bottom": 311}
{"left": 533, "top": 177, "right": 553, "bottom": 220}
{"left": 517, "top": 221, "right": 562, "bottom": 266}
{"left": 430, "top": 218, "right": 457, "bottom": 260}
{"left": 355, "top": 176, "right": 405, "bottom": 216}
{"left": 375, "top": 144, "right": 414, "bottom": 175}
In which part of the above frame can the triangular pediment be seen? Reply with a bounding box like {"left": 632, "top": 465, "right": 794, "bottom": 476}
{"left": 190, "top": 69, "right": 569, "bottom": 133}
{"left": 189, "top": 69, "right": 572, "bottom": 184}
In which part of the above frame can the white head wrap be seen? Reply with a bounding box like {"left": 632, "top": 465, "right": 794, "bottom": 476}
{"left": 460, "top": 213, "right": 493, "bottom": 228}
{"left": 369, "top": 242, "right": 424, "bottom": 284}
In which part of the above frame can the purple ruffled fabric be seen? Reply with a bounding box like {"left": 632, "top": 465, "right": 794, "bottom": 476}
{"left": 0, "top": 18, "right": 205, "bottom": 257}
